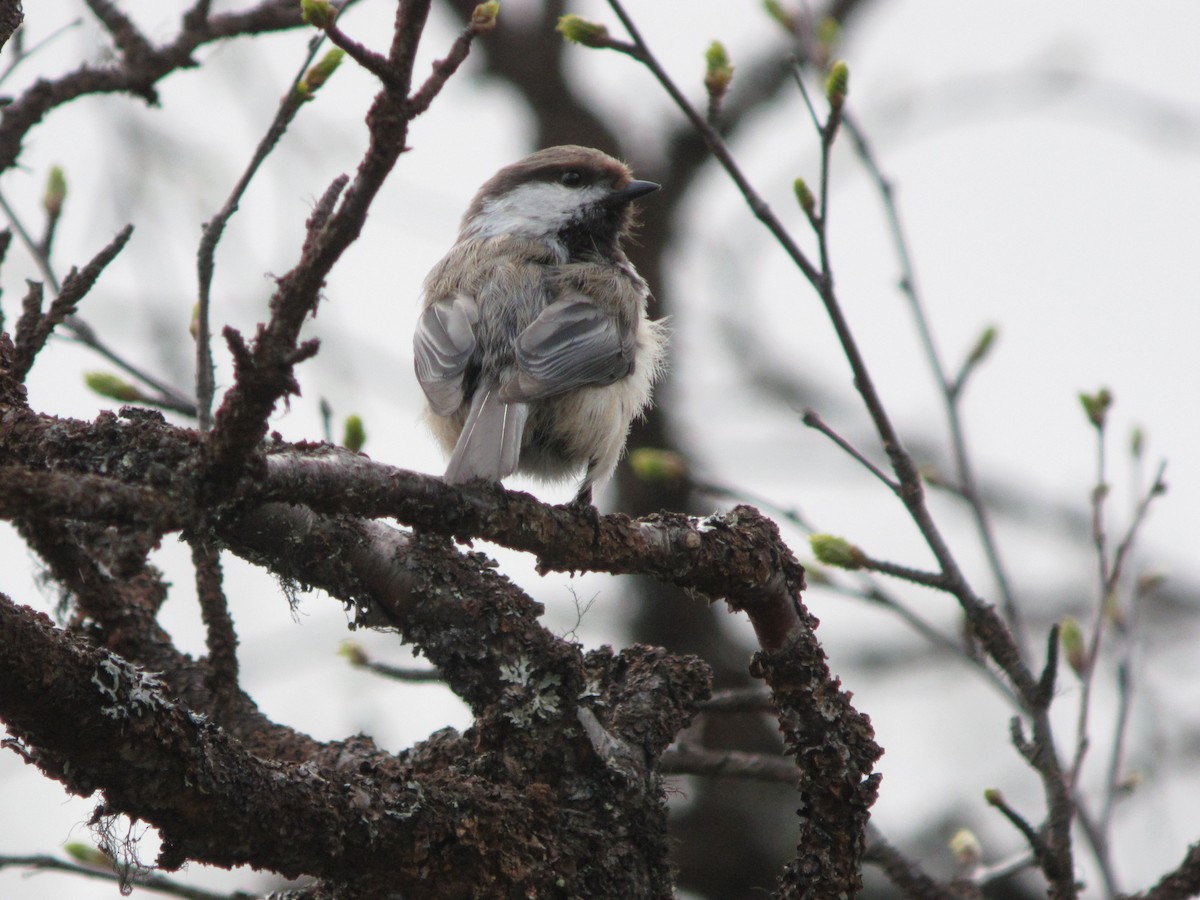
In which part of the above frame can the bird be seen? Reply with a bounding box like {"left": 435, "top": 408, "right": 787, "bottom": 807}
{"left": 413, "top": 145, "right": 666, "bottom": 507}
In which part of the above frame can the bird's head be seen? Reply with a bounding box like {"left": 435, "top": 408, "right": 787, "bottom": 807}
{"left": 460, "top": 145, "right": 658, "bottom": 260}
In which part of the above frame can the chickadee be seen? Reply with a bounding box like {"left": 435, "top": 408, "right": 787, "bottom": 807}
{"left": 414, "top": 145, "right": 666, "bottom": 506}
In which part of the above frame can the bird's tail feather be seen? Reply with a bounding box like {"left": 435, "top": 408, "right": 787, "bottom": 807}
{"left": 444, "top": 386, "right": 528, "bottom": 485}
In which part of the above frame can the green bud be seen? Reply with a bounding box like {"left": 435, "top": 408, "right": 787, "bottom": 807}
{"left": 44, "top": 166, "right": 67, "bottom": 218}
{"left": 1060, "top": 616, "right": 1086, "bottom": 676}
{"left": 189, "top": 303, "right": 201, "bottom": 340}
{"left": 300, "top": 0, "right": 336, "bottom": 28}
{"left": 556, "top": 15, "right": 610, "bottom": 48}
{"left": 1079, "top": 387, "right": 1112, "bottom": 429}
{"left": 299, "top": 48, "right": 344, "bottom": 96}
{"left": 816, "top": 16, "right": 840, "bottom": 49}
{"left": 983, "top": 787, "right": 1004, "bottom": 807}
{"left": 965, "top": 324, "right": 997, "bottom": 367}
{"left": 1129, "top": 426, "right": 1144, "bottom": 459}
{"left": 342, "top": 414, "right": 366, "bottom": 453}
{"left": 628, "top": 447, "right": 688, "bottom": 483}
{"left": 949, "top": 828, "right": 982, "bottom": 868}
{"left": 338, "top": 639, "right": 369, "bottom": 667}
{"left": 763, "top": 0, "right": 796, "bottom": 33}
{"left": 471, "top": 1, "right": 499, "bottom": 31}
{"left": 793, "top": 177, "right": 815, "bottom": 216}
{"left": 63, "top": 842, "right": 110, "bottom": 868}
{"left": 825, "top": 59, "right": 849, "bottom": 110}
{"left": 704, "top": 41, "right": 734, "bottom": 99}
{"left": 809, "top": 534, "right": 866, "bottom": 570}
{"left": 85, "top": 371, "right": 142, "bottom": 402}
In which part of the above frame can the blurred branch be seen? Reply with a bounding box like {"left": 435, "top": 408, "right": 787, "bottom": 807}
{"left": 698, "top": 687, "right": 774, "bottom": 713}
{"left": 340, "top": 641, "right": 442, "bottom": 682}
{"left": 864, "top": 827, "right": 974, "bottom": 900}
{"left": 837, "top": 103, "right": 1027, "bottom": 657}
{"left": 0, "top": 853, "right": 250, "bottom": 900}
{"left": 661, "top": 743, "right": 797, "bottom": 784}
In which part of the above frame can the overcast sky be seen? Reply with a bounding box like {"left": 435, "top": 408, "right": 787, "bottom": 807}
{"left": 3, "top": 2, "right": 1200, "bottom": 897}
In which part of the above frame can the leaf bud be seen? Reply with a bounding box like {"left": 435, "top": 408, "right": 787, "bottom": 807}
{"left": 704, "top": 41, "right": 734, "bottom": 102}
{"left": 44, "top": 165, "right": 67, "bottom": 218}
{"left": 825, "top": 59, "right": 849, "bottom": 109}
{"left": 809, "top": 534, "right": 866, "bottom": 570}
{"left": 342, "top": 414, "right": 366, "bottom": 453}
{"left": 471, "top": 1, "right": 499, "bottom": 31}
{"left": 556, "top": 15, "right": 609, "bottom": 48}
{"left": 793, "top": 177, "right": 815, "bottom": 216}
{"left": 1079, "top": 387, "right": 1112, "bottom": 430}
{"left": 1059, "top": 616, "right": 1086, "bottom": 676}
{"left": 85, "top": 371, "right": 142, "bottom": 402}
{"left": 300, "top": 0, "right": 336, "bottom": 29}
{"left": 628, "top": 447, "right": 688, "bottom": 483}
{"left": 949, "top": 828, "right": 982, "bottom": 869}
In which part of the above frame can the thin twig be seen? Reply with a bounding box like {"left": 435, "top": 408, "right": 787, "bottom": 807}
{"left": 859, "top": 554, "right": 947, "bottom": 590}
{"left": 838, "top": 578, "right": 1019, "bottom": 705}
{"left": 10, "top": 225, "right": 134, "bottom": 381}
{"left": 323, "top": 22, "right": 394, "bottom": 83}
{"left": 985, "top": 789, "right": 1051, "bottom": 870}
{"left": 0, "top": 18, "right": 83, "bottom": 88}
{"left": 971, "top": 849, "right": 1035, "bottom": 887}
{"left": 0, "top": 189, "right": 196, "bottom": 414}
{"left": 359, "top": 661, "right": 443, "bottom": 682}
{"left": 195, "top": 32, "right": 330, "bottom": 431}
{"left": 660, "top": 743, "right": 797, "bottom": 784}
{"left": 802, "top": 407, "right": 899, "bottom": 492}
{"left": 838, "top": 106, "right": 1027, "bottom": 658}
{"left": 698, "top": 687, "right": 775, "bottom": 713}
{"left": 598, "top": 7, "right": 1075, "bottom": 891}
{"left": 863, "top": 827, "right": 968, "bottom": 900}
{"left": 0, "top": 854, "right": 252, "bottom": 900}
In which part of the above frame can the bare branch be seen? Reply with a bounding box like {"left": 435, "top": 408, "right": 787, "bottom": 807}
{"left": 191, "top": 540, "right": 239, "bottom": 709}
{"left": 10, "top": 225, "right": 133, "bottom": 381}
{"left": 0, "top": 853, "right": 247, "bottom": 900}
{"left": 661, "top": 743, "right": 797, "bottom": 784}
{"left": 838, "top": 106, "right": 1027, "bottom": 656}
{"left": 864, "top": 828, "right": 976, "bottom": 900}
{"left": 195, "top": 34, "right": 336, "bottom": 431}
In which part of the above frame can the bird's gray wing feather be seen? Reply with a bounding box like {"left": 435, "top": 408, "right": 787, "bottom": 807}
{"left": 413, "top": 293, "right": 479, "bottom": 417}
{"left": 444, "top": 386, "right": 529, "bottom": 484}
{"left": 499, "top": 294, "right": 634, "bottom": 402}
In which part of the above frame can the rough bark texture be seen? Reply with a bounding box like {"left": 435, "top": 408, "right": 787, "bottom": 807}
{"left": 0, "top": 2, "right": 889, "bottom": 895}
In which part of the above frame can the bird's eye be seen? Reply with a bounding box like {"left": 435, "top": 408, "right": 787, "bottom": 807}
{"left": 560, "top": 171, "right": 583, "bottom": 187}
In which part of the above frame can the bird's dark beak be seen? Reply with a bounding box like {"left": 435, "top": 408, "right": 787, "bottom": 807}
{"left": 608, "top": 179, "right": 660, "bottom": 204}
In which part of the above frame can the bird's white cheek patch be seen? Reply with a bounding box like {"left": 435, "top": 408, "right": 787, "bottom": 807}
{"left": 468, "top": 182, "right": 607, "bottom": 241}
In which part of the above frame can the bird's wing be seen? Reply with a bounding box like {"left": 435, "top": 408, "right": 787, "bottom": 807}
{"left": 499, "top": 293, "right": 635, "bottom": 402}
{"left": 413, "top": 293, "right": 479, "bottom": 416}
